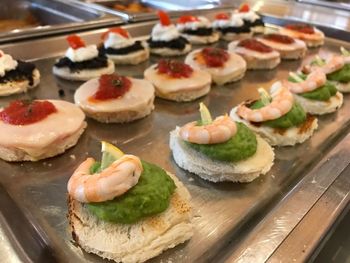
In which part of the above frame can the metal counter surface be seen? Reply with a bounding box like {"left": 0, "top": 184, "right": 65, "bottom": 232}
{"left": 0, "top": 14, "right": 349, "bottom": 263}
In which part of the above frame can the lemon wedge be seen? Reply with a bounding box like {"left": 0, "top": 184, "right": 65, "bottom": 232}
{"left": 101, "top": 141, "right": 124, "bottom": 170}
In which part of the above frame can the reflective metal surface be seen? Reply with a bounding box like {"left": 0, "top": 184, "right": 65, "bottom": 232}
{"left": 0, "top": 0, "right": 124, "bottom": 44}
{"left": 0, "top": 13, "right": 349, "bottom": 263}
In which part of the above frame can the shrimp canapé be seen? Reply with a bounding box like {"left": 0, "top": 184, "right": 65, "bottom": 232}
{"left": 180, "top": 115, "right": 237, "bottom": 144}
{"left": 237, "top": 86, "right": 294, "bottom": 122}
{"left": 283, "top": 70, "right": 327, "bottom": 94}
{"left": 68, "top": 154, "right": 143, "bottom": 203}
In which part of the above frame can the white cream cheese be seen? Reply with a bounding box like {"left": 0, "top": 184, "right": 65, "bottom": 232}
{"left": 65, "top": 45, "right": 98, "bottom": 62}
{"left": 0, "top": 51, "right": 18, "bottom": 77}
{"left": 151, "top": 23, "right": 180, "bottom": 41}
{"left": 212, "top": 15, "right": 244, "bottom": 29}
{"left": 177, "top": 16, "right": 211, "bottom": 31}
{"left": 234, "top": 11, "right": 260, "bottom": 23}
{"left": 104, "top": 32, "right": 135, "bottom": 49}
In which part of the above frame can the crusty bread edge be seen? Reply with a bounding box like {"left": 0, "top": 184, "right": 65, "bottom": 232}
{"left": 68, "top": 172, "right": 193, "bottom": 263}
{"left": 0, "top": 122, "right": 86, "bottom": 162}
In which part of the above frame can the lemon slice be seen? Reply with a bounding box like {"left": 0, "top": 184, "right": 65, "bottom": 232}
{"left": 101, "top": 141, "right": 124, "bottom": 170}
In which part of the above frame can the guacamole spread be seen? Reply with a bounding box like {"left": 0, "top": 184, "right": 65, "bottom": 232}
{"left": 186, "top": 122, "right": 257, "bottom": 162}
{"left": 327, "top": 64, "right": 350, "bottom": 83}
{"left": 250, "top": 100, "right": 306, "bottom": 129}
{"left": 288, "top": 74, "right": 337, "bottom": 101}
{"left": 87, "top": 161, "right": 176, "bottom": 224}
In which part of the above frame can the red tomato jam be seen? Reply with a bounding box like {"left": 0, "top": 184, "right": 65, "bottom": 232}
{"left": 91, "top": 74, "right": 131, "bottom": 101}
{"left": 215, "top": 13, "right": 230, "bottom": 20}
{"left": 177, "top": 15, "right": 199, "bottom": 24}
{"left": 238, "top": 39, "right": 273, "bottom": 53}
{"left": 0, "top": 100, "right": 57, "bottom": 125}
{"left": 285, "top": 24, "right": 315, "bottom": 34}
{"left": 157, "top": 59, "right": 193, "bottom": 78}
{"left": 66, "top": 34, "right": 85, "bottom": 49}
{"left": 199, "top": 48, "right": 229, "bottom": 68}
{"left": 262, "top": 33, "right": 295, "bottom": 44}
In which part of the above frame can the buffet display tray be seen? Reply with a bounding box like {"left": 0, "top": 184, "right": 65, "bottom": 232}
{"left": 80, "top": 0, "right": 231, "bottom": 22}
{"left": 0, "top": 13, "right": 349, "bottom": 263}
{"left": 0, "top": 0, "right": 124, "bottom": 44}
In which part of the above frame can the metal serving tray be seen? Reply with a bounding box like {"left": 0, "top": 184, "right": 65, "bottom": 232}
{"left": 0, "top": 0, "right": 124, "bottom": 44}
{"left": 0, "top": 13, "right": 349, "bottom": 263}
{"left": 81, "top": 0, "right": 230, "bottom": 22}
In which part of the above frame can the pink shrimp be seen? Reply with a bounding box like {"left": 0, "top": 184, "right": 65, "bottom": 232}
{"left": 313, "top": 55, "right": 345, "bottom": 74}
{"left": 68, "top": 155, "right": 143, "bottom": 203}
{"left": 283, "top": 70, "right": 327, "bottom": 94}
{"left": 237, "top": 86, "right": 294, "bottom": 122}
{"left": 179, "top": 115, "right": 237, "bottom": 144}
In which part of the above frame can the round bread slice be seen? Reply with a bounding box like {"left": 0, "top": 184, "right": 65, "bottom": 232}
{"left": 181, "top": 32, "right": 219, "bottom": 44}
{"left": 169, "top": 127, "right": 274, "bottom": 183}
{"left": 0, "top": 68, "right": 40, "bottom": 96}
{"left": 185, "top": 49, "right": 247, "bottom": 85}
{"left": 0, "top": 100, "right": 86, "bottom": 161}
{"left": 258, "top": 38, "right": 307, "bottom": 60}
{"left": 144, "top": 64, "right": 211, "bottom": 102}
{"left": 68, "top": 172, "right": 193, "bottom": 263}
{"left": 52, "top": 60, "right": 115, "bottom": 81}
{"left": 230, "top": 106, "right": 318, "bottom": 146}
{"left": 106, "top": 48, "right": 150, "bottom": 65}
{"left": 228, "top": 41, "right": 281, "bottom": 70}
{"left": 74, "top": 77, "right": 155, "bottom": 123}
{"left": 150, "top": 43, "right": 192, "bottom": 57}
{"left": 330, "top": 81, "right": 350, "bottom": 93}
{"left": 279, "top": 28, "right": 324, "bottom": 48}
{"left": 294, "top": 91, "right": 343, "bottom": 115}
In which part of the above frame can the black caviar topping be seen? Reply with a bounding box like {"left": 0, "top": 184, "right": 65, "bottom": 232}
{"left": 182, "top": 28, "right": 213, "bottom": 36}
{"left": 0, "top": 61, "right": 36, "bottom": 86}
{"left": 147, "top": 36, "right": 189, "bottom": 50}
{"left": 54, "top": 54, "right": 108, "bottom": 72}
{"left": 99, "top": 41, "right": 145, "bottom": 56}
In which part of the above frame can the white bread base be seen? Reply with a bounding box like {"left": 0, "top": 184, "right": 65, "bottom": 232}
{"left": 0, "top": 69, "right": 40, "bottom": 96}
{"left": 68, "top": 172, "right": 193, "bottom": 263}
{"left": 304, "top": 38, "right": 324, "bottom": 48}
{"left": 150, "top": 44, "right": 192, "bottom": 57}
{"left": 294, "top": 91, "right": 343, "bottom": 115}
{"left": 330, "top": 81, "right": 350, "bottom": 93}
{"left": 220, "top": 32, "right": 252, "bottom": 42}
{"left": 277, "top": 48, "right": 306, "bottom": 60}
{"left": 155, "top": 83, "right": 210, "bottom": 102}
{"left": 181, "top": 32, "right": 219, "bottom": 44}
{"left": 83, "top": 96, "right": 155, "bottom": 123}
{"left": 169, "top": 128, "right": 274, "bottom": 183}
{"left": 252, "top": 26, "right": 265, "bottom": 34}
{"left": 106, "top": 49, "right": 150, "bottom": 65}
{"left": 0, "top": 122, "right": 86, "bottom": 162}
{"left": 230, "top": 107, "right": 318, "bottom": 146}
{"left": 52, "top": 60, "right": 115, "bottom": 81}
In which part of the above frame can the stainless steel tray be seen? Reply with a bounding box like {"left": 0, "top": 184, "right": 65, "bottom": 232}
{"left": 0, "top": 13, "right": 349, "bottom": 263}
{"left": 0, "top": 0, "right": 124, "bottom": 44}
{"left": 81, "top": 0, "right": 232, "bottom": 22}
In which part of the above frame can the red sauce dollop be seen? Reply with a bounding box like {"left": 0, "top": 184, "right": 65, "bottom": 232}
{"left": 66, "top": 34, "right": 85, "bottom": 49}
{"left": 285, "top": 24, "right": 315, "bottom": 34}
{"left": 238, "top": 3, "right": 250, "bottom": 12}
{"left": 91, "top": 74, "right": 132, "bottom": 101}
{"left": 215, "top": 13, "right": 230, "bottom": 20}
{"left": 101, "top": 27, "right": 129, "bottom": 41}
{"left": 158, "top": 10, "right": 171, "bottom": 26}
{"left": 262, "top": 33, "right": 295, "bottom": 44}
{"left": 177, "top": 15, "right": 199, "bottom": 24}
{"left": 157, "top": 59, "right": 193, "bottom": 78}
{"left": 0, "top": 100, "right": 57, "bottom": 125}
{"left": 198, "top": 48, "right": 229, "bottom": 68}
{"left": 238, "top": 39, "right": 273, "bottom": 53}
